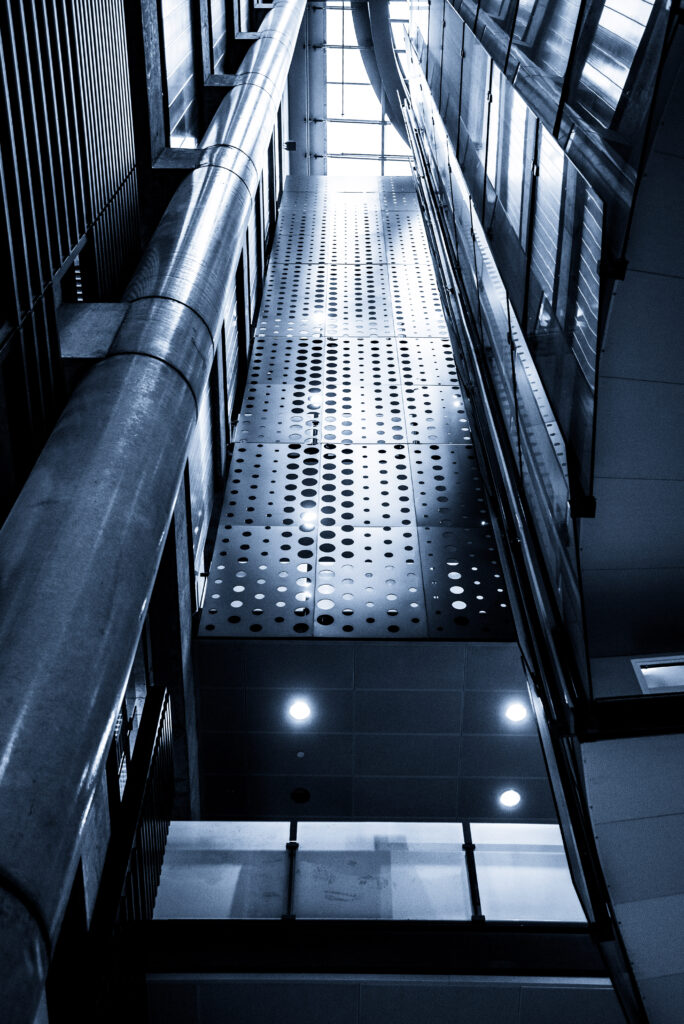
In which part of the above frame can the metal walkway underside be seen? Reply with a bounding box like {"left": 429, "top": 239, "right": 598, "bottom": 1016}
{"left": 199, "top": 176, "right": 514, "bottom": 643}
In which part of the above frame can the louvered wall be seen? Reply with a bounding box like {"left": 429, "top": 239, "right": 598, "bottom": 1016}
{"left": 71, "top": 0, "right": 140, "bottom": 296}
{"left": 0, "top": 0, "right": 141, "bottom": 520}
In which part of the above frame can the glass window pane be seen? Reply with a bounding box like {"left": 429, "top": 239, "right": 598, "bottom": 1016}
{"left": 328, "top": 119, "right": 382, "bottom": 155}
{"left": 486, "top": 65, "right": 501, "bottom": 185}
{"left": 389, "top": 0, "right": 409, "bottom": 19}
{"left": 502, "top": 85, "right": 527, "bottom": 237}
{"left": 391, "top": 21, "right": 407, "bottom": 49}
{"left": 471, "top": 823, "right": 586, "bottom": 922}
{"left": 532, "top": 126, "right": 564, "bottom": 302}
{"left": 326, "top": 6, "right": 358, "bottom": 46}
{"left": 383, "top": 159, "right": 412, "bottom": 176}
{"left": 327, "top": 157, "right": 381, "bottom": 175}
{"left": 327, "top": 82, "right": 381, "bottom": 120}
{"left": 327, "top": 47, "right": 369, "bottom": 83}
{"left": 384, "top": 121, "right": 410, "bottom": 157}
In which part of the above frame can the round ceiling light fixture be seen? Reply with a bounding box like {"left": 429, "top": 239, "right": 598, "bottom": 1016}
{"left": 499, "top": 788, "right": 521, "bottom": 808}
{"left": 288, "top": 699, "right": 312, "bottom": 722}
{"left": 504, "top": 701, "right": 528, "bottom": 723}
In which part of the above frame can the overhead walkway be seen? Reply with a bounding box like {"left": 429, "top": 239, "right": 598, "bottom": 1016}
{"left": 199, "top": 175, "right": 513, "bottom": 644}
{"left": 192, "top": 175, "right": 556, "bottom": 826}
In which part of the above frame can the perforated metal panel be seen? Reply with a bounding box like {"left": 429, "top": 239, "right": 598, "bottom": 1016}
{"left": 330, "top": 205, "right": 385, "bottom": 263}
{"left": 390, "top": 263, "right": 447, "bottom": 336}
{"left": 313, "top": 527, "right": 426, "bottom": 638}
{"left": 203, "top": 526, "right": 316, "bottom": 637}
{"left": 222, "top": 444, "right": 320, "bottom": 526}
{"left": 383, "top": 210, "right": 433, "bottom": 263}
{"left": 319, "top": 445, "right": 414, "bottom": 526}
{"left": 200, "top": 177, "right": 514, "bottom": 642}
{"left": 247, "top": 336, "right": 325, "bottom": 389}
{"left": 419, "top": 528, "right": 513, "bottom": 638}
{"left": 327, "top": 265, "right": 394, "bottom": 335}
{"left": 259, "top": 261, "right": 327, "bottom": 335}
{"left": 404, "top": 386, "right": 471, "bottom": 443}
{"left": 269, "top": 208, "right": 329, "bottom": 263}
{"left": 409, "top": 445, "right": 487, "bottom": 526}
{"left": 397, "top": 336, "right": 459, "bottom": 386}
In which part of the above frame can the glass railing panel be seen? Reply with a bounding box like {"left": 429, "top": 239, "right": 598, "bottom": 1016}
{"left": 294, "top": 821, "right": 470, "bottom": 920}
{"left": 154, "top": 821, "right": 290, "bottom": 919}
{"left": 471, "top": 822, "right": 586, "bottom": 921}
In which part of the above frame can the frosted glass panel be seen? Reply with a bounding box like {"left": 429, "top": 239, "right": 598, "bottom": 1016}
{"left": 471, "top": 823, "right": 585, "bottom": 922}
{"left": 153, "top": 821, "right": 289, "bottom": 919}
{"left": 295, "top": 821, "right": 469, "bottom": 919}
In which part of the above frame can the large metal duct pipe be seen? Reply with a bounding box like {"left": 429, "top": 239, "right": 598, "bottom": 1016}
{"left": 0, "top": 1, "right": 305, "bottom": 1019}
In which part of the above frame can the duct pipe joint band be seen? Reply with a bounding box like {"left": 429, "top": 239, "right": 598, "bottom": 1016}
{"left": 124, "top": 165, "right": 252, "bottom": 340}
{"left": 229, "top": 71, "right": 282, "bottom": 102}
{"left": 108, "top": 298, "right": 214, "bottom": 409}
{"left": 200, "top": 145, "right": 261, "bottom": 195}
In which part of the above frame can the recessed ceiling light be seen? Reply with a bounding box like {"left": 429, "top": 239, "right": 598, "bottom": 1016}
{"left": 288, "top": 699, "right": 311, "bottom": 721}
{"left": 504, "top": 701, "right": 528, "bottom": 723}
{"left": 499, "top": 788, "right": 521, "bottom": 808}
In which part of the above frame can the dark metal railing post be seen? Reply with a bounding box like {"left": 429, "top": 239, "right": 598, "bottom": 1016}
{"left": 283, "top": 821, "right": 298, "bottom": 920}
{"left": 462, "top": 822, "right": 484, "bottom": 922}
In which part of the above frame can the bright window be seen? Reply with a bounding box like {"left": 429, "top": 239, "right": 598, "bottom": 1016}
{"left": 325, "top": 0, "right": 411, "bottom": 175}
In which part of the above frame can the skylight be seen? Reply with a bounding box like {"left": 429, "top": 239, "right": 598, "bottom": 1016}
{"left": 325, "top": 0, "right": 411, "bottom": 175}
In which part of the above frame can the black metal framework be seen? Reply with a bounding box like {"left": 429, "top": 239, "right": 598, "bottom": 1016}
{"left": 140, "top": 917, "right": 604, "bottom": 978}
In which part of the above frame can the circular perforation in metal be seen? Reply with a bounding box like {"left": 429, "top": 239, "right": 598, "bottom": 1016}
{"left": 247, "top": 336, "right": 325, "bottom": 391}
{"left": 270, "top": 209, "right": 329, "bottom": 263}
{"left": 389, "top": 263, "right": 446, "bottom": 335}
{"left": 329, "top": 206, "right": 384, "bottom": 264}
{"left": 327, "top": 265, "right": 394, "bottom": 334}
{"left": 383, "top": 210, "right": 432, "bottom": 262}
{"left": 325, "top": 337, "right": 400, "bottom": 387}
{"left": 222, "top": 444, "right": 321, "bottom": 526}
{"left": 200, "top": 527, "right": 316, "bottom": 637}
{"left": 419, "top": 527, "right": 514, "bottom": 639}
{"left": 313, "top": 527, "right": 426, "bottom": 637}
{"left": 235, "top": 385, "right": 319, "bottom": 443}
{"left": 319, "top": 444, "right": 413, "bottom": 525}
{"left": 200, "top": 177, "right": 516, "bottom": 644}
{"left": 404, "top": 386, "right": 470, "bottom": 443}
{"left": 320, "top": 381, "right": 406, "bottom": 443}
{"left": 259, "top": 262, "right": 327, "bottom": 335}
{"left": 398, "top": 336, "right": 459, "bottom": 387}
{"left": 408, "top": 445, "right": 487, "bottom": 525}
